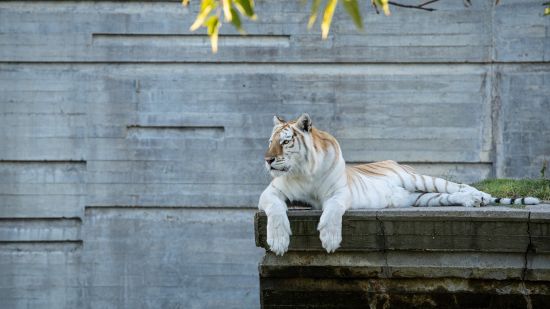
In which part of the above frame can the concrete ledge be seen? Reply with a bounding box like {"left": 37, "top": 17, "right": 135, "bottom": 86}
{"left": 256, "top": 206, "right": 550, "bottom": 254}
{"left": 255, "top": 205, "right": 550, "bottom": 308}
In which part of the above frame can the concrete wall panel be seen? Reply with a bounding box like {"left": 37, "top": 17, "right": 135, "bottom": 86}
{"left": 0, "top": 0, "right": 548, "bottom": 308}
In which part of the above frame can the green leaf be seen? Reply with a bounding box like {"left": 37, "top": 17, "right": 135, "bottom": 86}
{"left": 200, "top": 0, "right": 214, "bottom": 11}
{"left": 189, "top": 0, "right": 216, "bottom": 31}
{"left": 321, "top": 0, "right": 338, "bottom": 39}
{"left": 222, "top": 0, "right": 232, "bottom": 21}
{"left": 234, "top": 0, "right": 257, "bottom": 20}
{"left": 342, "top": 0, "right": 363, "bottom": 29}
{"left": 206, "top": 15, "right": 220, "bottom": 53}
{"left": 230, "top": 7, "right": 245, "bottom": 33}
{"left": 545, "top": 7, "right": 550, "bottom": 16}
{"left": 206, "top": 15, "right": 219, "bottom": 35}
{"left": 308, "top": 0, "right": 322, "bottom": 30}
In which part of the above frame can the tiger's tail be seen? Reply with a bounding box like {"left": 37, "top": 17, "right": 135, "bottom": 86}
{"left": 490, "top": 197, "right": 540, "bottom": 205}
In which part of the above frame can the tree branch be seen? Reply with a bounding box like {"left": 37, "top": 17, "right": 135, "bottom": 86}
{"left": 387, "top": 0, "right": 439, "bottom": 12}
{"left": 371, "top": 2, "right": 380, "bottom": 14}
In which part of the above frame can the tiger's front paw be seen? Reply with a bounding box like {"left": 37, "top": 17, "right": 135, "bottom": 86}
{"left": 267, "top": 213, "right": 292, "bottom": 256}
{"left": 318, "top": 208, "right": 343, "bottom": 253}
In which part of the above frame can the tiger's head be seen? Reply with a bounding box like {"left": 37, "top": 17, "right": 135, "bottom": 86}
{"left": 264, "top": 113, "right": 314, "bottom": 178}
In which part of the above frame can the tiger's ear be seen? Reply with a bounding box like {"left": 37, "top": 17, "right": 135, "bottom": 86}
{"left": 273, "top": 115, "right": 285, "bottom": 126}
{"left": 296, "top": 113, "right": 312, "bottom": 133}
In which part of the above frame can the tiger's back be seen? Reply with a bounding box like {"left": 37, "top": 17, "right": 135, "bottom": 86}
{"left": 346, "top": 161, "right": 419, "bottom": 209}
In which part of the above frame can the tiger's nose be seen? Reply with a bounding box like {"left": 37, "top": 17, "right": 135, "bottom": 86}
{"left": 265, "top": 157, "right": 275, "bottom": 165}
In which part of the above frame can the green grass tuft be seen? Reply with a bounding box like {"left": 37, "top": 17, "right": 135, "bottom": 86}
{"left": 471, "top": 178, "right": 550, "bottom": 202}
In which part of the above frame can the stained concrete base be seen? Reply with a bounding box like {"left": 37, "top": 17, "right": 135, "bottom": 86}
{"left": 255, "top": 205, "right": 550, "bottom": 308}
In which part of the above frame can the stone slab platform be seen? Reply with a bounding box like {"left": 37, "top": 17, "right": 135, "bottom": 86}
{"left": 255, "top": 205, "right": 550, "bottom": 308}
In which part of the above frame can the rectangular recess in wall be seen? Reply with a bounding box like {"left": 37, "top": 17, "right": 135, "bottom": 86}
{"left": 0, "top": 218, "right": 81, "bottom": 242}
{"left": 0, "top": 242, "right": 82, "bottom": 252}
{"left": 126, "top": 125, "right": 225, "bottom": 140}
{"left": 92, "top": 33, "right": 291, "bottom": 48}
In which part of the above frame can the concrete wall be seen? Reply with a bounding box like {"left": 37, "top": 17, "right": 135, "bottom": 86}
{"left": 0, "top": 0, "right": 548, "bottom": 308}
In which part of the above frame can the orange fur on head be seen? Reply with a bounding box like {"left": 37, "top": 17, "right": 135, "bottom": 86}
{"left": 265, "top": 129, "right": 284, "bottom": 159}
{"left": 266, "top": 115, "right": 341, "bottom": 162}
{"left": 310, "top": 127, "right": 339, "bottom": 153}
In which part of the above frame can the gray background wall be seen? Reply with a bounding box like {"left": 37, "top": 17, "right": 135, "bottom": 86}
{"left": 0, "top": 0, "right": 548, "bottom": 308}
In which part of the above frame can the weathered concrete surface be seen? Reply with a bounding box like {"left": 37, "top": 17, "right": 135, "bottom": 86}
{"left": 83, "top": 207, "right": 264, "bottom": 309}
{"left": 494, "top": 65, "right": 550, "bottom": 178}
{"left": 256, "top": 208, "right": 533, "bottom": 252}
{"left": 0, "top": 1, "right": 493, "bottom": 63}
{"left": 260, "top": 277, "right": 550, "bottom": 309}
{"left": 257, "top": 205, "right": 550, "bottom": 308}
{"left": 0, "top": 0, "right": 549, "bottom": 308}
{"left": 256, "top": 206, "right": 550, "bottom": 254}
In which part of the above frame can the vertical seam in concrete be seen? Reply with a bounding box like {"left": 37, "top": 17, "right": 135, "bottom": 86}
{"left": 375, "top": 211, "right": 390, "bottom": 278}
{"left": 520, "top": 211, "right": 534, "bottom": 308}
{"left": 254, "top": 212, "right": 261, "bottom": 248}
{"left": 488, "top": 0, "right": 508, "bottom": 178}
{"left": 490, "top": 0, "right": 496, "bottom": 62}
{"left": 489, "top": 0, "right": 498, "bottom": 178}
{"left": 522, "top": 211, "right": 533, "bottom": 281}
{"left": 490, "top": 66, "right": 502, "bottom": 178}
{"left": 489, "top": 1, "right": 498, "bottom": 177}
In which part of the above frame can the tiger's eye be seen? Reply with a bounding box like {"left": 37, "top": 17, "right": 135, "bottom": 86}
{"left": 282, "top": 140, "right": 289, "bottom": 145}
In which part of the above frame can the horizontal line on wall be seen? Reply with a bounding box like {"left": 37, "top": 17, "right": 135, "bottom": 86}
{"left": 84, "top": 182, "right": 261, "bottom": 185}
{"left": 0, "top": 194, "right": 86, "bottom": 197}
{"left": 126, "top": 125, "right": 225, "bottom": 129}
{"left": 43, "top": 159, "right": 493, "bottom": 164}
{"left": 0, "top": 160, "right": 86, "bottom": 164}
{"left": 92, "top": 33, "right": 291, "bottom": 48}
{"left": 346, "top": 161, "right": 493, "bottom": 165}
{"left": 0, "top": 217, "right": 82, "bottom": 222}
{"left": 0, "top": 240, "right": 83, "bottom": 245}
{"left": 63, "top": 159, "right": 492, "bottom": 164}
{"left": 1, "top": 61, "right": 549, "bottom": 65}
{"left": 0, "top": 0, "right": 183, "bottom": 2}
{"left": 0, "top": 241, "right": 83, "bottom": 252}
{"left": 126, "top": 125, "right": 225, "bottom": 140}
{"left": 85, "top": 205, "right": 257, "bottom": 210}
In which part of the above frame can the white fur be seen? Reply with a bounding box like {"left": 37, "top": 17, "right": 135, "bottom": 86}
{"left": 279, "top": 128, "right": 293, "bottom": 143}
{"left": 259, "top": 116, "right": 539, "bottom": 255}
{"left": 524, "top": 197, "right": 540, "bottom": 205}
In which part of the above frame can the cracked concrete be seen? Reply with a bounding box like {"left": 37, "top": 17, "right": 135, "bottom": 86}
{"left": 522, "top": 211, "right": 533, "bottom": 282}
{"left": 375, "top": 210, "right": 391, "bottom": 279}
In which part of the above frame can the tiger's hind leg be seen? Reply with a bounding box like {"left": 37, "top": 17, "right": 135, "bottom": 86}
{"left": 358, "top": 161, "right": 492, "bottom": 205}
{"left": 408, "top": 191, "right": 485, "bottom": 207}
{"left": 402, "top": 170, "right": 472, "bottom": 194}
{"left": 363, "top": 161, "right": 486, "bottom": 196}
{"left": 398, "top": 166, "right": 492, "bottom": 205}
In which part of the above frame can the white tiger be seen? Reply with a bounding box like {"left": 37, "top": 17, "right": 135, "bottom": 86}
{"left": 258, "top": 113, "right": 540, "bottom": 256}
